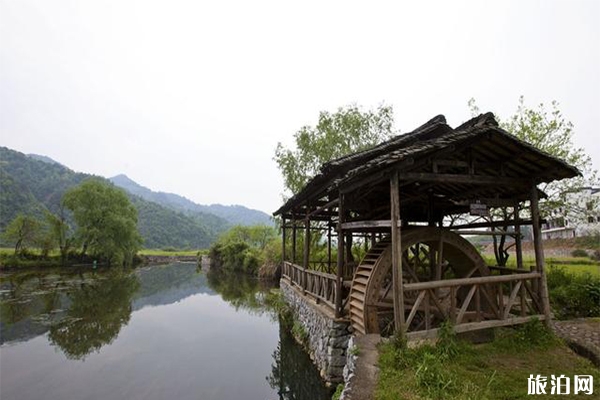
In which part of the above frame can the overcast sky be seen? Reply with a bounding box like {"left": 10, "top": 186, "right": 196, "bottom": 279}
{"left": 1, "top": 0, "right": 599, "bottom": 214}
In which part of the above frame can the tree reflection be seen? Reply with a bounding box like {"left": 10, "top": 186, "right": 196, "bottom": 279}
{"left": 206, "top": 269, "right": 275, "bottom": 314}
{"left": 48, "top": 270, "right": 139, "bottom": 360}
{"left": 267, "top": 320, "right": 332, "bottom": 400}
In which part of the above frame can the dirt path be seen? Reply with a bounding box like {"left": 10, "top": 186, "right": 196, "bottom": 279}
{"left": 552, "top": 319, "right": 600, "bottom": 367}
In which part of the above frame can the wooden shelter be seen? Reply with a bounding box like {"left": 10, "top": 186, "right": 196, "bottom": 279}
{"left": 274, "top": 112, "right": 580, "bottom": 339}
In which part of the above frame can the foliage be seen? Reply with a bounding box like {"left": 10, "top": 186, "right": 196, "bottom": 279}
{"left": 571, "top": 248, "right": 589, "bottom": 258}
{"left": 45, "top": 208, "right": 75, "bottom": 264}
{"left": 546, "top": 266, "right": 600, "bottom": 319}
{"left": 377, "top": 320, "right": 598, "bottom": 400}
{"left": 208, "top": 224, "right": 280, "bottom": 275}
{"left": 2, "top": 214, "right": 42, "bottom": 256}
{"left": 63, "top": 179, "right": 142, "bottom": 266}
{"left": 274, "top": 104, "right": 396, "bottom": 196}
{"left": 332, "top": 384, "right": 344, "bottom": 400}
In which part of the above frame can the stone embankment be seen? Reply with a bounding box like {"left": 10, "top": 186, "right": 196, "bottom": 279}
{"left": 281, "top": 280, "right": 352, "bottom": 383}
{"left": 281, "top": 280, "right": 381, "bottom": 399}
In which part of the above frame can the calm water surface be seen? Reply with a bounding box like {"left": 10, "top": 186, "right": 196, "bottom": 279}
{"left": 0, "top": 263, "right": 331, "bottom": 400}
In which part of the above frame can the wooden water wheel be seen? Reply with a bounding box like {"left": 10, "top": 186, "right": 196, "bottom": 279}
{"left": 349, "top": 227, "right": 489, "bottom": 335}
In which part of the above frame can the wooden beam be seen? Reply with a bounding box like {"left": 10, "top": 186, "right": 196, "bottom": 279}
{"left": 341, "top": 220, "right": 400, "bottom": 230}
{"left": 335, "top": 193, "right": 345, "bottom": 318}
{"left": 307, "top": 198, "right": 339, "bottom": 218}
{"left": 404, "top": 272, "right": 541, "bottom": 291}
{"left": 400, "top": 172, "right": 530, "bottom": 186}
{"left": 450, "top": 219, "right": 539, "bottom": 230}
{"left": 390, "top": 170, "right": 405, "bottom": 333}
{"left": 530, "top": 184, "right": 552, "bottom": 324}
{"left": 292, "top": 215, "right": 297, "bottom": 265}
{"left": 514, "top": 201, "right": 524, "bottom": 270}
{"left": 406, "top": 315, "right": 546, "bottom": 340}
{"left": 282, "top": 217, "right": 287, "bottom": 263}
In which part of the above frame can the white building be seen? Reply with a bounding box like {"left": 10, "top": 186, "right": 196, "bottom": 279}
{"left": 541, "top": 187, "right": 600, "bottom": 239}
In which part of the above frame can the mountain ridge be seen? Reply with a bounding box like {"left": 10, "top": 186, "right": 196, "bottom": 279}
{"left": 109, "top": 174, "right": 272, "bottom": 226}
{"left": 0, "top": 147, "right": 227, "bottom": 249}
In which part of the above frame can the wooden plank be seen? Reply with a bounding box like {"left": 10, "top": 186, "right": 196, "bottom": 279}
{"left": 503, "top": 281, "right": 522, "bottom": 319}
{"left": 406, "top": 315, "right": 547, "bottom": 340}
{"left": 399, "top": 172, "right": 530, "bottom": 186}
{"left": 405, "top": 290, "right": 426, "bottom": 327}
{"left": 450, "top": 219, "right": 538, "bottom": 230}
{"left": 404, "top": 272, "right": 540, "bottom": 291}
{"left": 341, "top": 220, "right": 402, "bottom": 230}
{"left": 390, "top": 170, "right": 405, "bottom": 333}
{"left": 456, "top": 285, "right": 477, "bottom": 324}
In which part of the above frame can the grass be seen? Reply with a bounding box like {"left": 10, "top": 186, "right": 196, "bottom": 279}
{"left": 376, "top": 320, "right": 600, "bottom": 400}
{"left": 482, "top": 254, "right": 600, "bottom": 277}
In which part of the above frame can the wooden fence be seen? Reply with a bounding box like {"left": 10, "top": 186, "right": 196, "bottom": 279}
{"left": 402, "top": 272, "right": 545, "bottom": 339}
{"left": 282, "top": 261, "right": 340, "bottom": 313}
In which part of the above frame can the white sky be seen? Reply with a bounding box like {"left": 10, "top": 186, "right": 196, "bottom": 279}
{"left": 1, "top": 0, "right": 599, "bottom": 214}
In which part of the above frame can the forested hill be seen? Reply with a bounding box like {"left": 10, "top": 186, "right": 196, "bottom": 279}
{"left": 109, "top": 174, "right": 272, "bottom": 226}
{"left": 0, "top": 147, "right": 228, "bottom": 249}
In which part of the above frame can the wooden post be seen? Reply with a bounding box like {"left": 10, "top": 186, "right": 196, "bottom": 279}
{"left": 292, "top": 214, "right": 297, "bottom": 265}
{"left": 514, "top": 201, "right": 523, "bottom": 270}
{"left": 303, "top": 210, "right": 310, "bottom": 270}
{"left": 390, "top": 170, "right": 405, "bottom": 333}
{"left": 282, "top": 217, "right": 287, "bottom": 263}
{"left": 530, "top": 185, "right": 551, "bottom": 324}
{"left": 335, "top": 194, "right": 345, "bottom": 318}
{"left": 327, "top": 218, "right": 332, "bottom": 274}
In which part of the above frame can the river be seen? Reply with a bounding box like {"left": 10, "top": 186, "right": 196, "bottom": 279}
{"left": 0, "top": 263, "right": 332, "bottom": 400}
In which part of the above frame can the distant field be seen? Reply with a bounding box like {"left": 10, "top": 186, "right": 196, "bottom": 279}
{"left": 482, "top": 254, "right": 600, "bottom": 277}
{"left": 138, "top": 249, "right": 204, "bottom": 257}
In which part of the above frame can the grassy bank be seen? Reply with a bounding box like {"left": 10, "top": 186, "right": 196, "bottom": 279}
{"left": 376, "top": 321, "right": 599, "bottom": 400}
{"left": 138, "top": 249, "right": 206, "bottom": 257}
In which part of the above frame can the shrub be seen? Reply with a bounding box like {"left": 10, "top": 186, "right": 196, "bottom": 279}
{"left": 546, "top": 267, "right": 600, "bottom": 319}
{"left": 571, "top": 249, "right": 589, "bottom": 258}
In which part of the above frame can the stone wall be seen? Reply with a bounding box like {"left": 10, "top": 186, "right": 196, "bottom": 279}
{"left": 281, "top": 280, "right": 352, "bottom": 383}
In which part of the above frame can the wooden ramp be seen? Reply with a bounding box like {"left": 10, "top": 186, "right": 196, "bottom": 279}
{"left": 349, "top": 238, "right": 391, "bottom": 334}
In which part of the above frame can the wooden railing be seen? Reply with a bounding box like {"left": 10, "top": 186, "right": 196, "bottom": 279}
{"left": 282, "top": 261, "right": 340, "bottom": 313}
{"left": 402, "top": 272, "right": 544, "bottom": 340}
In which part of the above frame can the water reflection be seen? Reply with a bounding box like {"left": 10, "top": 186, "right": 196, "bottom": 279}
{"left": 47, "top": 272, "right": 139, "bottom": 359}
{"left": 0, "top": 268, "right": 138, "bottom": 360}
{"left": 206, "top": 269, "right": 332, "bottom": 400}
{"left": 1, "top": 264, "right": 332, "bottom": 400}
{"left": 268, "top": 322, "right": 333, "bottom": 400}
{"left": 206, "top": 269, "right": 277, "bottom": 315}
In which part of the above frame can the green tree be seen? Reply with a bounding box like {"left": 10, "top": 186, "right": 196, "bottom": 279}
{"left": 46, "top": 207, "right": 74, "bottom": 264}
{"left": 274, "top": 104, "right": 396, "bottom": 196}
{"left": 2, "top": 214, "right": 42, "bottom": 256}
{"left": 63, "top": 178, "right": 142, "bottom": 265}
{"left": 208, "top": 224, "right": 279, "bottom": 275}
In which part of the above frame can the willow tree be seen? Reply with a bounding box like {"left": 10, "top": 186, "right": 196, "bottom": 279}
{"left": 63, "top": 179, "right": 142, "bottom": 266}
